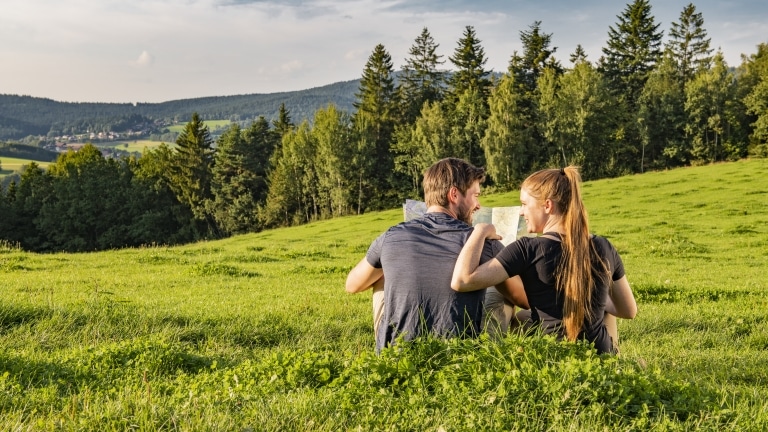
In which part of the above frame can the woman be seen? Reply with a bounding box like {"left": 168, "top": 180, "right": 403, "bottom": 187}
{"left": 451, "top": 166, "right": 637, "bottom": 354}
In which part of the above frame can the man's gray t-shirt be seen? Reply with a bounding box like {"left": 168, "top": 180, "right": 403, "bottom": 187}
{"left": 366, "top": 212, "right": 503, "bottom": 352}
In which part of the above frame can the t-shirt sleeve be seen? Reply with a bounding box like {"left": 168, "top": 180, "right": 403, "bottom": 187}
{"left": 365, "top": 232, "right": 386, "bottom": 268}
{"left": 595, "top": 236, "right": 625, "bottom": 281}
{"left": 481, "top": 239, "right": 504, "bottom": 264}
{"left": 494, "top": 238, "right": 531, "bottom": 277}
{"left": 607, "top": 241, "right": 625, "bottom": 281}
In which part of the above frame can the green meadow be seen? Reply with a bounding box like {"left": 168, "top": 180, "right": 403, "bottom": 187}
{"left": 167, "top": 120, "right": 232, "bottom": 135}
{"left": 0, "top": 156, "right": 51, "bottom": 180}
{"left": 1, "top": 159, "right": 767, "bottom": 430}
{"left": 102, "top": 140, "right": 170, "bottom": 153}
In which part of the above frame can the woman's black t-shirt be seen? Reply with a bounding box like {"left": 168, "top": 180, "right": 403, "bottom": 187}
{"left": 495, "top": 233, "right": 625, "bottom": 354}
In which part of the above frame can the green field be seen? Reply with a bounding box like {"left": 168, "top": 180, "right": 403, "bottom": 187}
{"left": 1, "top": 159, "right": 768, "bottom": 430}
{"left": 102, "top": 140, "right": 171, "bottom": 153}
{"left": 0, "top": 156, "right": 52, "bottom": 178}
{"left": 167, "top": 119, "right": 232, "bottom": 134}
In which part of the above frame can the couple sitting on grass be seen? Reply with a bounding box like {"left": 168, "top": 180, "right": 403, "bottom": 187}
{"left": 346, "top": 157, "right": 637, "bottom": 355}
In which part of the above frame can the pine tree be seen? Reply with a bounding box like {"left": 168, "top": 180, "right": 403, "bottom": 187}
{"left": 353, "top": 44, "right": 399, "bottom": 209}
{"left": 209, "top": 123, "right": 261, "bottom": 235}
{"left": 600, "top": 0, "right": 663, "bottom": 106}
{"left": 399, "top": 27, "right": 446, "bottom": 123}
{"left": 448, "top": 26, "right": 491, "bottom": 101}
{"left": 667, "top": 3, "right": 713, "bottom": 84}
{"left": 272, "top": 103, "right": 294, "bottom": 142}
{"left": 167, "top": 113, "right": 216, "bottom": 235}
{"left": 505, "top": 21, "right": 562, "bottom": 170}
{"left": 570, "top": 44, "right": 588, "bottom": 65}
{"left": 509, "top": 21, "right": 562, "bottom": 94}
{"left": 600, "top": 0, "right": 664, "bottom": 172}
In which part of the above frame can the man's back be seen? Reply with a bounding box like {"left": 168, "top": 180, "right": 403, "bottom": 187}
{"left": 366, "top": 212, "right": 501, "bottom": 352}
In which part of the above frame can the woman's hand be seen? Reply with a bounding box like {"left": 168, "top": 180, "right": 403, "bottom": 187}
{"left": 474, "top": 223, "right": 502, "bottom": 241}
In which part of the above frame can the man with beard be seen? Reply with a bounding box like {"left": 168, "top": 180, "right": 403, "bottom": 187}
{"left": 346, "top": 157, "right": 526, "bottom": 352}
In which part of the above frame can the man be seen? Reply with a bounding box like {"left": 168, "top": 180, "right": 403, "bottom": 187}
{"left": 345, "top": 157, "right": 526, "bottom": 352}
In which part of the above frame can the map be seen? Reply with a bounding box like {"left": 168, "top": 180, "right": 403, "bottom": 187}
{"left": 403, "top": 199, "right": 528, "bottom": 246}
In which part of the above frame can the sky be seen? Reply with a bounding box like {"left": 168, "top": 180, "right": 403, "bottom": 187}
{"left": 2, "top": 0, "right": 766, "bottom": 104}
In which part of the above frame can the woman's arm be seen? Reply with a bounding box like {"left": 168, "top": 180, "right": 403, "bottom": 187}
{"left": 451, "top": 223, "right": 510, "bottom": 292}
{"left": 606, "top": 276, "right": 637, "bottom": 319}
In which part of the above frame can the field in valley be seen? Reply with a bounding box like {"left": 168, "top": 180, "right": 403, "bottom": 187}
{"left": 1, "top": 159, "right": 767, "bottom": 430}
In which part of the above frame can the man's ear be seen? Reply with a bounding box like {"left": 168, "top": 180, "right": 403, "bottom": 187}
{"left": 447, "top": 186, "right": 460, "bottom": 205}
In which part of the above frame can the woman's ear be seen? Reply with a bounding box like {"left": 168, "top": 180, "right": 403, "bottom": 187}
{"left": 543, "top": 199, "right": 554, "bottom": 214}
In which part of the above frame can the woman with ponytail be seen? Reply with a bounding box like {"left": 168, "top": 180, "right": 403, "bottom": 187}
{"left": 451, "top": 166, "right": 637, "bottom": 354}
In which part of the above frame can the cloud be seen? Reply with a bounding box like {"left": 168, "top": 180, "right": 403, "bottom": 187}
{"left": 345, "top": 48, "right": 366, "bottom": 61}
{"left": 281, "top": 60, "right": 303, "bottom": 72}
{"left": 133, "top": 50, "right": 154, "bottom": 67}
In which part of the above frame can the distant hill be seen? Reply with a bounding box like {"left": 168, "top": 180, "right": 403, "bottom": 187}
{"left": 0, "top": 79, "right": 361, "bottom": 140}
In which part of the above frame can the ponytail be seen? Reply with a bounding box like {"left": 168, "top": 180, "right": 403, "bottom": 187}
{"left": 522, "top": 166, "right": 608, "bottom": 341}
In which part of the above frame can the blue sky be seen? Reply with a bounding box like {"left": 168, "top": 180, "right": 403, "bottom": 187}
{"left": 1, "top": 0, "right": 766, "bottom": 103}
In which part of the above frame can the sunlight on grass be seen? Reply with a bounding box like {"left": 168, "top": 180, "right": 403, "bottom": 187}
{"left": 1, "top": 158, "right": 768, "bottom": 429}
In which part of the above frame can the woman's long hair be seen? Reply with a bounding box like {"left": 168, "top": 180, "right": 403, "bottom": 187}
{"left": 521, "top": 166, "right": 607, "bottom": 341}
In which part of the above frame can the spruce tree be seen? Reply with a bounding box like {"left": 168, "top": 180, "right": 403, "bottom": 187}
{"left": 509, "top": 21, "right": 562, "bottom": 94}
{"left": 448, "top": 26, "right": 491, "bottom": 101}
{"left": 167, "top": 112, "right": 215, "bottom": 235}
{"left": 667, "top": 3, "right": 713, "bottom": 85}
{"left": 600, "top": 0, "right": 663, "bottom": 106}
{"left": 570, "top": 45, "right": 588, "bottom": 65}
{"left": 209, "top": 124, "right": 261, "bottom": 235}
{"left": 399, "top": 27, "right": 446, "bottom": 123}
{"left": 505, "top": 21, "right": 561, "bottom": 171}
{"left": 353, "top": 44, "right": 399, "bottom": 209}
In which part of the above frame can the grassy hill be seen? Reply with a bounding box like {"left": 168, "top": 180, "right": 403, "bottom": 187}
{"left": 1, "top": 159, "right": 767, "bottom": 429}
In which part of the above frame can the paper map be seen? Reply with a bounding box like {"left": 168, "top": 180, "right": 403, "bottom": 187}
{"left": 403, "top": 199, "right": 527, "bottom": 246}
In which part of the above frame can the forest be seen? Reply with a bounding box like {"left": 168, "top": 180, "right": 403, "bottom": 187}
{"left": 1, "top": 0, "right": 767, "bottom": 252}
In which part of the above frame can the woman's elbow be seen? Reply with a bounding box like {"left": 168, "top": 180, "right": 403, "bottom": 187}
{"left": 626, "top": 303, "right": 638, "bottom": 319}
{"left": 451, "top": 276, "right": 470, "bottom": 292}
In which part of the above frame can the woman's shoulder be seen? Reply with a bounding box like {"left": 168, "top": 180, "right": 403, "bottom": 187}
{"left": 590, "top": 234, "right": 619, "bottom": 253}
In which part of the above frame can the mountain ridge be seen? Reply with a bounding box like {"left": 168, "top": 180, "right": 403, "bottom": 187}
{"left": 0, "top": 78, "right": 362, "bottom": 140}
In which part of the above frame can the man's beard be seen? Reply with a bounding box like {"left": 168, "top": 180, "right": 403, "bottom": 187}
{"left": 457, "top": 205, "right": 473, "bottom": 225}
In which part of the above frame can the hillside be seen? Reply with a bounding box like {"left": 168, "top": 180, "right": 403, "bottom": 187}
{"left": 1, "top": 159, "right": 767, "bottom": 429}
{"left": 0, "top": 79, "right": 361, "bottom": 140}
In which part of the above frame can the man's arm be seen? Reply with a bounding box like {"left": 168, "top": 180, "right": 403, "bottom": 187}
{"left": 494, "top": 275, "right": 529, "bottom": 309}
{"left": 345, "top": 258, "right": 384, "bottom": 294}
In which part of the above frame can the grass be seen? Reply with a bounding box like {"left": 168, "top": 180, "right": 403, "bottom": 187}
{"left": 167, "top": 120, "right": 231, "bottom": 134}
{"left": 1, "top": 158, "right": 768, "bottom": 430}
{"left": 0, "top": 156, "right": 52, "bottom": 179}
{"left": 102, "top": 140, "right": 171, "bottom": 153}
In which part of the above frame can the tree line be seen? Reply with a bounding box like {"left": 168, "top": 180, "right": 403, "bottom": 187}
{"left": 1, "top": 0, "right": 767, "bottom": 252}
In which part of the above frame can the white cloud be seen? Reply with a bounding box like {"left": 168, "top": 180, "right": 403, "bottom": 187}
{"left": 345, "top": 49, "right": 366, "bottom": 61}
{"left": 280, "top": 60, "right": 303, "bottom": 72}
{"left": 133, "top": 50, "right": 154, "bottom": 68}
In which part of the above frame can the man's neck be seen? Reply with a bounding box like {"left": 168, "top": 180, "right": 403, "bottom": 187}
{"left": 426, "top": 205, "right": 458, "bottom": 220}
